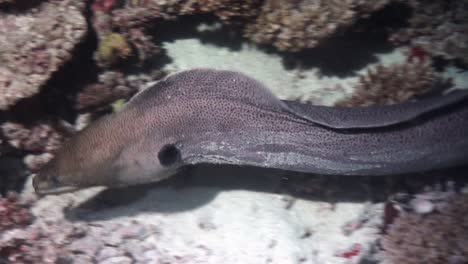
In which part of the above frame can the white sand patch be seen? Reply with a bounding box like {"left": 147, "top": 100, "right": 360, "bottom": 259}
{"left": 442, "top": 66, "right": 468, "bottom": 90}
{"left": 26, "top": 174, "right": 383, "bottom": 264}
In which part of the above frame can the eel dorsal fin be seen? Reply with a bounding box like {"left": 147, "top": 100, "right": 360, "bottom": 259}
{"left": 282, "top": 89, "right": 468, "bottom": 129}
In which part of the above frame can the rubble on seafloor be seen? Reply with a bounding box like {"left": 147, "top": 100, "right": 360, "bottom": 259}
{"left": 0, "top": 192, "right": 33, "bottom": 234}
{"left": 0, "top": 190, "right": 163, "bottom": 264}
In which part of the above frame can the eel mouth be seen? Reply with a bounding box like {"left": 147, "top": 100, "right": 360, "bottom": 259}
{"left": 34, "top": 185, "right": 79, "bottom": 196}
{"left": 32, "top": 175, "right": 79, "bottom": 196}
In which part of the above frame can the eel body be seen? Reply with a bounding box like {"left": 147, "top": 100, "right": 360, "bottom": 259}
{"left": 33, "top": 69, "right": 468, "bottom": 194}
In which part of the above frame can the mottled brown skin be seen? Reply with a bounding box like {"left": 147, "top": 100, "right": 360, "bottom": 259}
{"left": 33, "top": 69, "right": 468, "bottom": 195}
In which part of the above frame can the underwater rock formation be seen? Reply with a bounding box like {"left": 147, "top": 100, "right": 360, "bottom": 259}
{"left": 0, "top": 0, "right": 86, "bottom": 110}
{"left": 94, "top": 0, "right": 261, "bottom": 67}
{"left": 109, "top": 0, "right": 393, "bottom": 53}
{"left": 76, "top": 70, "right": 165, "bottom": 111}
{"left": 380, "top": 186, "right": 468, "bottom": 264}
{"left": 111, "top": 0, "right": 261, "bottom": 29}
{"left": 245, "top": 0, "right": 391, "bottom": 51}
{"left": 336, "top": 61, "right": 441, "bottom": 107}
{"left": 390, "top": 0, "right": 468, "bottom": 65}
{"left": 0, "top": 122, "right": 64, "bottom": 172}
{"left": 1, "top": 122, "right": 63, "bottom": 153}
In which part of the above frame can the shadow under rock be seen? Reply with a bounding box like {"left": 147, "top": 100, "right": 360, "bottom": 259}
{"left": 149, "top": 2, "right": 412, "bottom": 77}
{"left": 0, "top": 0, "right": 43, "bottom": 12}
{"left": 150, "top": 15, "right": 245, "bottom": 53}
{"left": 275, "top": 2, "right": 413, "bottom": 77}
{"left": 65, "top": 164, "right": 468, "bottom": 222}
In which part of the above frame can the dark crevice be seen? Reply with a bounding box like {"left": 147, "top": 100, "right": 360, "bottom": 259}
{"left": 0, "top": 0, "right": 43, "bottom": 13}
{"left": 148, "top": 3, "right": 413, "bottom": 78}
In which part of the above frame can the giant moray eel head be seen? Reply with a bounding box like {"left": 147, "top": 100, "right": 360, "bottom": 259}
{"left": 33, "top": 113, "right": 182, "bottom": 196}
{"left": 32, "top": 116, "right": 122, "bottom": 195}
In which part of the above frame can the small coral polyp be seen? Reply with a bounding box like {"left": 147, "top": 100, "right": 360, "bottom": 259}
{"left": 92, "top": 0, "right": 116, "bottom": 13}
{"left": 96, "top": 33, "right": 132, "bottom": 66}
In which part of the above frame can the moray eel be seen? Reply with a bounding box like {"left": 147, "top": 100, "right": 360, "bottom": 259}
{"left": 33, "top": 69, "right": 468, "bottom": 195}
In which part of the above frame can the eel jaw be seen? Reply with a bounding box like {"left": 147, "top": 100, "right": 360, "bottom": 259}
{"left": 34, "top": 185, "right": 79, "bottom": 196}
{"left": 32, "top": 175, "right": 79, "bottom": 196}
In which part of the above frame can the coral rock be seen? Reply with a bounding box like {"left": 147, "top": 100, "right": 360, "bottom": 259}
{"left": 23, "top": 153, "right": 53, "bottom": 172}
{"left": 1, "top": 122, "right": 63, "bottom": 153}
{"left": 390, "top": 0, "right": 468, "bottom": 64}
{"left": 336, "top": 61, "right": 440, "bottom": 107}
{"left": 111, "top": 0, "right": 261, "bottom": 29}
{"left": 76, "top": 70, "right": 165, "bottom": 111}
{"left": 96, "top": 33, "right": 132, "bottom": 67}
{"left": 0, "top": 0, "right": 86, "bottom": 110}
{"left": 245, "top": 0, "right": 391, "bottom": 51}
{"left": 380, "top": 189, "right": 468, "bottom": 264}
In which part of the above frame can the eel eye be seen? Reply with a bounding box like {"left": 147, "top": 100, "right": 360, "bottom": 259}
{"left": 158, "top": 144, "right": 181, "bottom": 166}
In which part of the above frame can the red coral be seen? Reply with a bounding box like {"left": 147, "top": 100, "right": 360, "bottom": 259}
{"left": 92, "top": 0, "right": 116, "bottom": 13}
{"left": 407, "top": 46, "right": 427, "bottom": 63}
{"left": 335, "top": 243, "right": 362, "bottom": 259}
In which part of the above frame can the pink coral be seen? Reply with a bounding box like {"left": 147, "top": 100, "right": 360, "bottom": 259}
{"left": 92, "top": 0, "right": 116, "bottom": 13}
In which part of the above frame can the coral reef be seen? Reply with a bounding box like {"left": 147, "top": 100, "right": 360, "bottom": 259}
{"left": 111, "top": 0, "right": 261, "bottom": 30}
{"left": 23, "top": 153, "right": 54, "bottom": 172}
{"left": 379, "top": 186, "right": 468, "bottom": 264}
{"left": 0, "top": 0, "right": 86, "bottom": 110}
{"left": 0, "top": 192, "right": 33, "bottom": 233}
{"left": 76, "top": 70, "right": 165, "bottom": 111}
{"left": 0, "top": 122, "right": 64, "bottom": 172}
{"left": 1, "top": 122, "right": 63, "bottom": 153}
{"left": 390, "top": 0, "right": 468, "bottom": 65}
{"left": 336, "top": 61, "right": 440, "bottom": 107}
{"left": 92, "top": 0, "right": 117, "bottom": 13}
{"left": 96, "top": 33, "right": 132, "bottom": 67}
{"left": 93, "top": 12, "right": 161, "bottom": 67}
{"left": 93, "top": 0, "right": 261, "bottom": 67}
{"left": 244, "top": 0, "right": 391, "bottom": 51}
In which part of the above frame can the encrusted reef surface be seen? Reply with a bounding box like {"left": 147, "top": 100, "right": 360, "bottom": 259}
{"left": 379, "top": 184, "right": 468, "bottom": 264}
{"left": 244, "top": 0, "right": 391, "bottom": 51}
{"left": 0, "top": 0, "right": 467, "bottom": 263}
{"left": 0, "top": 0, "right": 86, "bottom": 110}
{"left": 390, "top": 0, "right": 468, "bottom": 65}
